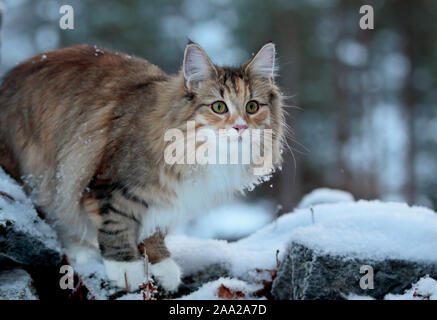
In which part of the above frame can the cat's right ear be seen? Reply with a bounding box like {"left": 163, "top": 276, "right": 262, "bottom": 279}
{"left": 183, "top": 43, "right": 216, "bottom": 90}
{"left": 244, "top": 43, "right": 276, "bottom": 80}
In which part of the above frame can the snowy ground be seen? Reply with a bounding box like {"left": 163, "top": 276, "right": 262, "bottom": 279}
{"left": 75, "top": 192, "right": 437, "bottom": 300}
{"left": 175, "top": 199, "right": 275, "bottom": 240}
{"left": 2, "top": 166, "right": 437, "bottom": 300}
{"left": 170, "top": 198, "right": 437, "bottom": 277}
{"left": 297, "top": 188, "right": 354, "bottom": 209}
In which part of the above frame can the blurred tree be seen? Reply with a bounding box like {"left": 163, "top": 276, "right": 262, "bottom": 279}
{"left": 1, "top": 0, "right": 436, "bottom": 211}
{"left": 0, "top": 1, "right": 2, "bottom": 62}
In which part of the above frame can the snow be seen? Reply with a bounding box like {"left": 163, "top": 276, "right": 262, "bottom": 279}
{"left": 385, "top": 276, "right": 437, "bottom": 300}
{"left": 297, "top": 188, "right": 354, "bottom": 209}
{"left": 169, "top": 198, "right": 437, "bottom": 285}
{"left": 175, "top": 199, "right": 274, "bottom": 240}
{"left": 115, "top": 277, "right": 262, "bottom": 301}
{"left": 71, "top": 252, "right": 120, "bottom": 300}
{"left": 0, "top": 269, "right": 38, "bottom": 300}
{"left": 286, "top": 201, "right": 437, "bottom": 262}
{"left": 72, "top": 188, "right": 437, "bottom": 299}
{"left": 2, "top": 166, "right": 437, "bottom": 300}
{"left": 0, "top": 168, "right": 60, "bottom": 253}
{"left": 178, "top": 278, "right": 262, "bottom": 300}
{"left": 345, "top": 293, "right": 375, "bottom": 300}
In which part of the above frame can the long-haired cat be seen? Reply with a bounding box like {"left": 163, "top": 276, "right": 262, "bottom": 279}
{"left": 0, "top": 42, "right": 285, "bottom": 292}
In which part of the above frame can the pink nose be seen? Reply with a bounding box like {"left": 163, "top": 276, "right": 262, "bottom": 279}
{"left": 233, "top": 124, "right": 248, "bottom": 134}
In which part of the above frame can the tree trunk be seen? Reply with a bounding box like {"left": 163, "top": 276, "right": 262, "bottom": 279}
{"left": 397, "top": 1, "right": 417, "bottom": 205}
{"left": 275, "top": 9, "right": 302, "bottom": 213}
{"left": 333, "top": 1, "right": 351, "bottom": 191}
{"left": 0, "top": 1, "right": 3, "bottom": 64}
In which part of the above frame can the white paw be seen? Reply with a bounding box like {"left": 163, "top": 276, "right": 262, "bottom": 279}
{"left": 103, "top": 259, "right": 146, "bottom": 292}
{"left": 150, "top": 258, "right": 181, "bottom": 292}
{"left": 65, "top": 244, "right": 100, "bottom": 264}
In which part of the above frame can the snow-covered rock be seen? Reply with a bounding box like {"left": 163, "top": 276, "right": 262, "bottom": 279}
{"left": 0, "top": 269, "right": 38, "bottom": 300}
{"left": 3, "top": 167, "right": 434, "bottom": 301}
{"left": 0, "top": 168, "right": 62, "bottom": 268}
{"left": 141, "top": 198, "right": 437, "bottom": 300}
{"left": 169, "top": 198, "right": 437, "bottom": 300}
{"left": 171, "top": 199, "right": 437, "bottom": 278}
{"left": 271, "top": 200, "right": 437, "bottom": 299}
{"left": 279, "top": 200, "right": 437, "bottom": 262}
{"left": 272, "top": 242, "right": 437, "bottom": 299}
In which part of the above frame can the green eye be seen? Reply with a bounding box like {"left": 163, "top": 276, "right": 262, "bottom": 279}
{"left": 211, "top": 101, "right": 228, "bottom": 114}
{"left": 246, "top": 100, "right": 259, "bottom": 114}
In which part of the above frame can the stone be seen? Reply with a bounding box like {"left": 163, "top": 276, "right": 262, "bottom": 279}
{"left": 0, "top": 213, "right": 62, "bottom": 268}
{"left": 272, "top": 242, "right": 437, "bottom": 300}
{"left": 0, "top": 169, "right": 62, "bottom": 268}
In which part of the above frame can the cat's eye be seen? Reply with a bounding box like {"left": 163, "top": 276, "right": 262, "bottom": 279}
{"left": 211, "top": 101, "right": 228, "bottom": 114}
{"left": 246, "top": 100, "right": 259, "bottom": 114}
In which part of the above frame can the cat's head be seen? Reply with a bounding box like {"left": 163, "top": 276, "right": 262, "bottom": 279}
{"left": 166, "top": 42, "right": 285, "bottom": 175}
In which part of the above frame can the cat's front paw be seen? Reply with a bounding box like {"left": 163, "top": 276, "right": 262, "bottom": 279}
{"left": 150, "top": 258, "right": 181, "bottom": 292}
{"left": 103, "top": 259, "right": 146, "bottom": 292}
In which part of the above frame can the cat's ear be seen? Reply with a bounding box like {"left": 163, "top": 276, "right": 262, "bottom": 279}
{"left": 244, "top": 43, "right": 276, "bottom": 79}
{"left": 183, "top": 43, "right": 216, "bottom": 90}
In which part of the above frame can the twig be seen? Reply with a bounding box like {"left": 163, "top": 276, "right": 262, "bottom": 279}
{"left": 0, "top": 191, "right": 14, "bottom": 201}
{"left": 124, "top": 272, "right": 129, "bottom": 293}
{"left": 140, "top": 253, "right": 158, "bottom": 300}
{"left": 310, "top": 207, "right": 315, "bottom": 224}
{"left": 275, "top": 249, "right": 280, "bottom": 269}
{"left": 145, "top": 254, "right": 149, "bottom": 299}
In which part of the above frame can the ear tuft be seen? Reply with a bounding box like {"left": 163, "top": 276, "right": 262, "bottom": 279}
{"left": 183, "top": 43, "right": 215, "bottom": 89}
{"left": 245, "top": 43, "right": 276, "bottom": 79}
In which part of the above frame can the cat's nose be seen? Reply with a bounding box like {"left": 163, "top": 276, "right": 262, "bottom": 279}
{"left": 233, "top": 124, "right": 248, "bottom": 134}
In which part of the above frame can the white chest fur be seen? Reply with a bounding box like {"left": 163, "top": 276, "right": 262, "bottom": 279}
{"left": 137, "top": 164, "right": 255, "bottom": 241}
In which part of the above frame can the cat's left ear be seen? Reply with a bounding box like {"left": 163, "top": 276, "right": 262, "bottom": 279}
{"left": 244, "top": 43, "right": 276, "bottom": 80}
{"left": 183, "top": 43, "right": 216, "bottom": 90}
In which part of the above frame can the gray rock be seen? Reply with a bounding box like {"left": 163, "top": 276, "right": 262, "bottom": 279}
{"left": 173, "top": 263, "right": 230, "bottom": 298}
{"left": 0, "top": 168, "right": 62, "bottom": 268}
{"left": 0, "top": 269, "right": 38, "bottom": 300}
{"left": 0, "top": 181, "right": 62, "bottom": 268}
{"left": 0, "top": 215, "right": 62, "bottom": 268}
{"left": 272, "top": 242, "right": 437, "bottom": 300}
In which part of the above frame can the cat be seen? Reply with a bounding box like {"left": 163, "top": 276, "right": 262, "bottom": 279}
{"left": 0, "top": 42, "right": 285, "bottom": 292}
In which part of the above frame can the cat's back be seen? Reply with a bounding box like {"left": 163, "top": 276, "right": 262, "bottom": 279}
{"left": 0, "top": 44, "right": 168, "bottom": 181}
{"left": 0, "top": 44, "right": 166, "bottom": 110}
